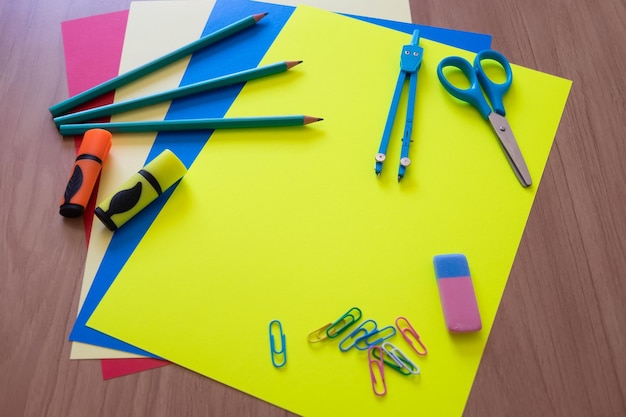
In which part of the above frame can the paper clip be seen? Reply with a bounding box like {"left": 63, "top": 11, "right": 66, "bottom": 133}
{"left": 371, "top": 346, "right": 412, "bottom": 376}
{"left": 355, "top": 325, "right": 397, "bottom": 350}
{"left": 368, "top": 346, "right": 387, "bottom": 396}
{"left": 307, "top": 307, "right": 362, "bottom": 343}
{"left": 395, "top": 316, "right": 427, "bottom": 356}
{"left": 307, "top": 323, "right": 333, "bottom": 343}
{"left": 269, "top": 320, "right": 287, "bottom": 368}
{"left": 327, "top": 307, "right": 362, "bottom": 338}
{"left": 338, "top": 319, "right": 378, "bottom": 352}
{"left": 382, "top": 341, "right": 420, "bottom": 375}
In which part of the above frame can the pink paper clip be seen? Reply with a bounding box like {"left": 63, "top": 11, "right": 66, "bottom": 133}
{"left": 368, "top": 346, "right": 386, "bottom": 396}
{"left": 395, "top": 316, "right": 427, "bottom": 356}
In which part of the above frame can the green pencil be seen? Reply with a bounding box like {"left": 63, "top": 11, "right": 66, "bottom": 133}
{"left": 49, "top": 13, "right": 267, "bottom": 117}
{"left": 59, "top": 115, "right": 324, "bottom": 135}
{"left": 53, "top": 61, "right": 302, "bottom": 127}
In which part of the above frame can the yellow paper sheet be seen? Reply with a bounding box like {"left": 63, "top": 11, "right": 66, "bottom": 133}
{"left": 71, "top": 0, "right": 216, "bottom": 360}
{"left": 251, "top": 0, "right": 412, "bottom": 22}
{"left": 88, "top": 6, "right": 571, "bottom": 416}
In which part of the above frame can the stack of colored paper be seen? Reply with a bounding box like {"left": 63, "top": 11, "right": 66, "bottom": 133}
{"left": 61, "top": 0, "right": 571, "bottom": 415}
{"left": 65, "top": 0, "right": 492, "bottom": 372}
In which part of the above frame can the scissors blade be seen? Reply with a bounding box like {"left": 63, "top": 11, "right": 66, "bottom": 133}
{"left": 487, "top": 113, "right": 532, "bottom": 187}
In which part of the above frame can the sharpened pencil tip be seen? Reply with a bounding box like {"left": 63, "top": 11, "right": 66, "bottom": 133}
{"left": 253, "top": 12, "right": 268, "bottom": 22}
{"left": 397, "top": 175, "right": 403, "bottom": 182}
{"left": 286, "top": 60, "right": 303, "bottom": 69}
{"left": 303, "top": 116, "right": 323, "bottom": 125}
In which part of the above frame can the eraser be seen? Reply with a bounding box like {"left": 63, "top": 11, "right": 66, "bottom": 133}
{"left": 95, "top": 149, "right": 187, "bottom": 231}
{"left": 60, "top": 129, "right": 112, "bottom": 217}
{"left": 433, "top": 254, "right": 482, "bottom": 333}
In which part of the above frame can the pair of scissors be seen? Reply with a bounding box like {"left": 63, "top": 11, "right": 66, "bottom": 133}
{"left": 375, "top": 30, "right": 423, "bottom": 182}
{"left": 436, "top": 50, "right": 532, "bottom": 187}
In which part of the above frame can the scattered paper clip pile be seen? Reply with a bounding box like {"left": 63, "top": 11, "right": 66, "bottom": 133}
{"left": 304, "top": 307, "right": 428, "bottom": 396}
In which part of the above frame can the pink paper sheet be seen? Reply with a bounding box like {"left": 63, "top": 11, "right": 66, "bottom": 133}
{"left": 61, "top": 10, "right": 128, "bottom": 240}
{"left": 61, "top": 9, "right": 170, "bottom": 379}
{"left": 101, "top": 357, "right": 170, "bottom": 380}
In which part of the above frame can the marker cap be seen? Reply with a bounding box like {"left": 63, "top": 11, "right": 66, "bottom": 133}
{"left": 94, "top": 149, "right": 187, "bottom": 230}
{"left": 60, "top": 128, "right": 112, "bottom": 218}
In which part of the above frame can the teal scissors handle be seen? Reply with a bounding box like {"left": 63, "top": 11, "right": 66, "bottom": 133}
{"left": 436, "top": 50, "right": 512, "bottom": 119}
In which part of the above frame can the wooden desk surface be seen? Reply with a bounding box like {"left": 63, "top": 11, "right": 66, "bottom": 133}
{"left": 1, "top": 1, "right": 624, "bottom": 416}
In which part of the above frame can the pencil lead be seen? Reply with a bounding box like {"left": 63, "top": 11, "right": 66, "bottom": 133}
{"left": 303, "top": 116, "right": 323, "bottom": 125}
{"left": 286, "top": 60, "right": 303, "bottom": 69}
{"left": 253, "top": 12, "right": 268, "bottom": 22}
{"left": 397, "top": 175, "right": 403, "bottom": 182}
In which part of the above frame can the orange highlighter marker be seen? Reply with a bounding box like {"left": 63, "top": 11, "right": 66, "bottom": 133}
{"left": 60, "top": 128, "right": 112, "bottom": 218}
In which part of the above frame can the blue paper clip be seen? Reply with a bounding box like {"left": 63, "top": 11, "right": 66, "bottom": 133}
{"left": 269, "top": 320, "right": 287, "bottom": 368}
{"left": 338, "top": 319, "right": 378, "bottom": 352}
{"left": 355, "top": 325, "right": 397, "bottom": 350}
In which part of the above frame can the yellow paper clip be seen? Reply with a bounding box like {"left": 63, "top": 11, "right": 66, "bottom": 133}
{"left": 269, "top": 320, "right": 287, "bottom": 368}
{"left": 368, "top": 346, "right": 387, "bottom": 396}
{"left": 307, "top": 323, "right": 333, "bottom": 343}
{"left": 395, "top": 316, "right": 427, "bottom": 356}
{"left": 307, "top": 307, "right": 362, "bottom": 343}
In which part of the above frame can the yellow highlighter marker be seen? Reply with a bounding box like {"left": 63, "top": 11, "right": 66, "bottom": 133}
{"left": 95, "top": 149, "right": 187, "bottom": 231}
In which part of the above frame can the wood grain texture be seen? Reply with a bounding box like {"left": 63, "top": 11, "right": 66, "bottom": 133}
{"left": 1, "top": 0, "right": 624, "bottom": 416}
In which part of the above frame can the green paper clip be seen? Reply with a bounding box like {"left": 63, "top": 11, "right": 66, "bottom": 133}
{"left": 327, "top": 307, "right": 362, "bottom": 338}
{"left": 307, "top": 307, "right": 362, "bottom": 343}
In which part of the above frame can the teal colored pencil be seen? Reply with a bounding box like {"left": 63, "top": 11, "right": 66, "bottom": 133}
{"left": 53, "top": 61, "right": 302, "bottom": 127}
{"left": 49, "top": 13, "right": 267, "bottom": 117}
{"left": 59, "top": 115, "right": 324, "bottom": 135}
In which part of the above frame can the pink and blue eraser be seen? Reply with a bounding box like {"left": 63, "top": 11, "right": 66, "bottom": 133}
{"left": 433, "top": 254, "right": 482, "bottom": 333}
